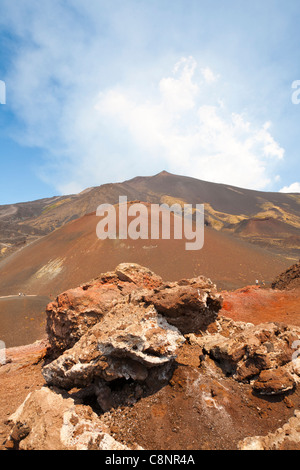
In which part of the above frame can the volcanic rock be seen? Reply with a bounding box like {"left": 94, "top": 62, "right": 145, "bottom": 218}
{"left": 46, "top": 284, "right": 123, "bottom": 357}
{"left": 46, "top": 263, "right": 164, "bottom": 357}
{"left": 271, "top": 261, "right": 300, "bottom": 291}
{"left": 114, "top": 263, "right": 163, "bottom": 288}
{"left": 143, "top": 276, "right": 222, "bottom": 334}
{"left": 5, "top": 387, "right": 132, "bottom": 450}
{"left": 238, "top": 410, "right": 300, "bottom": 450}
{"left": 196, "top": 320, "right": 300, "bottom": 392}
{"left": 46, "top": 264, "right": 221, "bottom": 358}
{"left": 253, "top": 367, "right": 296, "bottom": 396}
{"left": 43, "top": 302, "right": 185, "bottom": 393}
{"left": 8, "top": 264, "right": 300, "bottom": 450}
{"left": 43, "top": 264, "right": 223, "bottom": 403}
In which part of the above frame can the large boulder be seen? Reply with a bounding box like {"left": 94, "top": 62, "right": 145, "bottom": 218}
{"left": 46, "top": 264, "right": 222, "bottom": 358}
{"left": 43, "top": 265, "right": 222, "bottom": 398}
{"left": 46, "top": 264, "right": 164, "bottom": 357}
{"left": 253, "top": 367, "right": 296, "bottom": 396}
{"left": 43, "top": 302, "right": 185, "bottom": 391}
{"left": 143, "top": 277, "right": 222, "bottom": 334}
{"left": 5, "top": 264, "right": 224, "bottom": 450}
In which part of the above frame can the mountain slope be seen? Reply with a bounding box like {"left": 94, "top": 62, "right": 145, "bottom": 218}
{"left": 1, "top": 171, "right": 299, "bottom": 260}
{"left": 0, "top": 205, "right": 292, "bottom": 297}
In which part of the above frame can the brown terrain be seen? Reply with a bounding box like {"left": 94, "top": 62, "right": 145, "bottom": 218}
{"left": 0, "top": 262, "right": 299, "bottom": 451}
{"left": 1, "top": 171, "right": 299, "bottom": 261}
{"left": 0, "top": 172, "right": 300, "bottom": 451}
{"left": 0, "top": 200, "right": 293, "bottom": 352}
{"left": 0, "top": 296, "right": 50, "bottom": 348}
{"left": 0, "top": 204, "right": 293, "bottom": 297}
{"left": 0, "top": 171, "right": 297, "bottom": 350}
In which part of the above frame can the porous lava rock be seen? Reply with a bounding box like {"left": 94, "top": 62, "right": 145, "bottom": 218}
{"left": 253, "top": 367, "right": 296, "bottom": 396}
{"left": 271, "top": 261, "right": 300, "bottom": 291}
{"left": 45, "top": 264, "right": 164, "bottom": 357}
{"left": 143, "top": 276, "right": 222, "bottom": 334}
{"left": 46, "top": 263, "right": 222, "bottom": 358}
{"left": 42, "top": 302, "right": 185, "bottom": 391}
{"left": 4, "top": 387, "right": 133, "bottom": 450}
{"left": 195, "top": 319, "right": 300, "bottom": 394}
{"left": 42, "top": 264, "right": 223, "bottom": 416}
{"left": 238, "top": 410, "right": 300, "bottom": 450}
{"left": 10, "top": 265, "right": 300, "bottom": 450}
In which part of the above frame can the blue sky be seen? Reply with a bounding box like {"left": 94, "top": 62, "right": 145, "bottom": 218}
{"left": 0, "top": 0, "right": 300, "bottom": 204}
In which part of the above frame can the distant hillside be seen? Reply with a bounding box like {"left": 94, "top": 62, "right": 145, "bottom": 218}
{"left": 272, "top": 261, "right": 300, "bottom": 290}
{"left": 0, "top": 202, "right": 293, "bottom": 297}
{"left": 0, "top": 171, "right": 299, "bottom": 260}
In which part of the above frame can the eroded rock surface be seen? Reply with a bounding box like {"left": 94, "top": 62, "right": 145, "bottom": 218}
{"left": 46, "top": 263, "right": 222, "bottom": 358}
{"left": 5, "top": 387, "right": 133, "bottom": 450}
{"left": 4, "top": 264, "right": 221, "bottom": 449}
{"left": 194, "top": 319, "right": 300, "bottom": 395}
{"left": 46, "top": 264, "right": 164, "bottom": 357}
{"left": 143, "top": 277, "right": 221, "bottom": 334}
{"left": 238, "top": 410, "right": 300, "bottom": 450}
{"left": 43, "top": 302, "right": 185, "bottom": 391}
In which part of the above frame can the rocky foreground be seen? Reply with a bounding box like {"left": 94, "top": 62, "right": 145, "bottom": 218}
{"left": 2, "top": 263, "right": 300, "bottom": 450}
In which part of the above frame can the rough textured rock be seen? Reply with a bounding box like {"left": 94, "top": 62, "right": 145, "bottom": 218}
{"left": 46, "top": 284, "right": 124, "bottom": 357}
{"left": 43, "top": 302, "right": 185, "bottom": 393}
{"left": 196, "top": 319, "right": 300, "bottom": 394}
{"left": 46, "top": 264, "right": 221, "bottom": 358}
{"left": 143, "top": 277, "right": 222, "bottom": 334}
{"left": 5, "top": 387, "right": 133, "bottom": 450}
{"left": 114, "top": 263, "right": 163, "bottom": 288}
{"left": 46, "top": 263, "right": 164, "bottom": 357}
{"left": 272, "top": 261, "right": 300, "bottom": 291}
{"left": 253, "top": 367, "right": 296, "bottom": 396}
{"left": 3, "top": 264, "right": 223, "bottom": 449}
{"left": 9, "top": 264, "right": 300, "bottom": 450}
{"left": 238, "top": 410, "right": 300, "bottom": 450}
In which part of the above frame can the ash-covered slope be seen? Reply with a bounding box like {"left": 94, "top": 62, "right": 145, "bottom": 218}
{"left": 1, "top": 171, "right": 299, "bottom": 259}
{"left": 0, "top": 203, "right": 292, "bottom": 298}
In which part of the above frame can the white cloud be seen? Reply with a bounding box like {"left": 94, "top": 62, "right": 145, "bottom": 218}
{"left": 94, "top": 57, "right": 285, "bottom": 191}
{"left": 1, "top": 1, "right": 286, "bottom": 194}
{"left": 160, "top": 57, "right": 199, "bottom": 111}
{"left": 280, "top": 182, "right": 300, "bottom": 193}
{"left": 200, "top": 66, "right": 219, "bottom": 84}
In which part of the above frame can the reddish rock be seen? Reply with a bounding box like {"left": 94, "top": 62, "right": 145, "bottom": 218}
{"left": 43, "top": 302, "right": 185, "bottom": 392}
{"left": 253, "top": 368, "right": 296, "bottom": 396}
{"left": 115, "top": 263, "right": 163, "bottom": 289}
{"left": 46, "top": 284, "right": 124, "bottom": 356}
{"left": 46, "top": 264, "right": 221, "bottom": 357}
{"left": 197, "top": 320, "right": 300, "bottom": 388}
{"left": 144, "top": 277, "right": 223, "bottom": 334}
{"left": 46, "top": 263, "right": 164, "bottom": 357}
{"left": 272, "top": 261, "right": 300, "bottom": 291}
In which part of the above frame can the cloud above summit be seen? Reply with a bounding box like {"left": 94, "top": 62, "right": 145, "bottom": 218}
{"left": 0, "top": 0, "right": 290, "bottom": 196}
{"left": 94, "top": 57, "right": 284, "bottom": 191}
